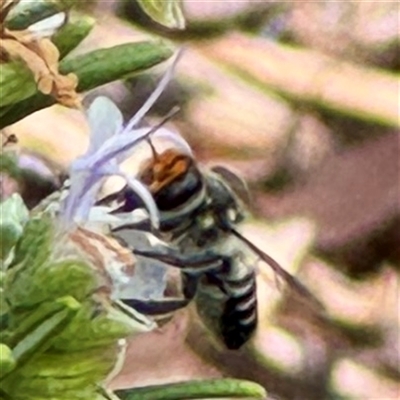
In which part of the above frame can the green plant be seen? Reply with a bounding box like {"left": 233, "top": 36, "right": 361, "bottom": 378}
{"left": 0, "top": 1, "right": 268, "bottom": 398}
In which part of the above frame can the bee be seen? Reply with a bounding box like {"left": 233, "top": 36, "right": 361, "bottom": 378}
{"left": 102, "top": 141, "right": 323, "bottom": 350}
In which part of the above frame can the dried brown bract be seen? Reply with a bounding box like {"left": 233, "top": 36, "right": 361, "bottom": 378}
{"left": 0, "top": 0, "right": 80, "bottom": 108}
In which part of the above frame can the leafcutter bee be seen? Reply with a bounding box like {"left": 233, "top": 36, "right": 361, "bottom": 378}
{"left": 101, "top": 139, "right": 323, "bottom": 350}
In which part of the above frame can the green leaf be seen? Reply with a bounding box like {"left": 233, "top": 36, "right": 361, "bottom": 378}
{"left": 12, "top": 346, "right": 118, "bottom": 397}
{"left": 5, "top": 375, "right": 100, "bottom": 397}
{"left": 1, "top": 298, "right": 80, "bottom": 396}
{"left": 5, "top": 296, "right": 81, "bottom": 348}
{"left": 61, "top": 41, "right": 174, "bottom": 92}
{"left": 7, "top": 297, "right": 80, "bottom": 369}
{"left": 0, "top": 271, "right": 8, "bottom": 326}
{"left": 0, "top": 152, "right": 20, "bottom": 179}
{"left": 0, "top": 41, "right": 174, "bottom": 129}
{"left": 51, "top": 299, "right": 154, "bottom": 351}
{"left": 17, "top": 347, "right": 118, "bottom": 379}
{"left": 0, "top": 344, "right": 16, "bottom": 378}
{"left": 5, "top": 0, "right": 66, "bottom": 30}
{"left": 4, "top": 216, "right": 100, "bottom": 309}
{"left": 52, "top": 14, "right": 95, "bottom": 59}
{"left": 116, "top": 378, "right": 267, "bottom": 400}
{"left": 137, "top": 0, "right": 185, "bottom": 29}
{"left": 0, "top": 62, "right": 37, "bottom": 108}
{"left": 0, "top": 194, "right": 29, "bottom": 261}
{"left": 6, "top": 258, "right": 97, "bottom": 310}
{"left": 7, "top": 216, "right": 54, "bottom": 275}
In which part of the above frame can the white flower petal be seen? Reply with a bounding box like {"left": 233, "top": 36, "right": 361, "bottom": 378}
{"left": 91, "top": 206, "right": 120, "bottom": 218}
{"left": 60, "top": 171, "right": 88, "bottom": 222}
{"left": 122, "top": 173, "right": 160, "bottom": 230}
{"left": 61, "top": 53, "right": 189, "bottom": 230}
{"left": 121, "top": 49, "right": 183, "bottom": 135}
{"left": 152, "top": 127, "right": 193, "bottom": 155}
{"left": 89, "top": 128, "right": 150, "bottom": 168}
{"left": 72, "top": 180, "right": 103, "bottom": 223}
{"left": 119, "top": 257, "right": 167, "bottom": 301}
{"left": 28, "top": 12, "right": 66, "bottom": 38}
{"left": 17, "top": 153, "right": 57, "bottom": 178}
{"left": 106, "top": 209, "right": 149, "bottom": 230}
{"left": 87, "top": 97, "right": 124, "bottom": 154}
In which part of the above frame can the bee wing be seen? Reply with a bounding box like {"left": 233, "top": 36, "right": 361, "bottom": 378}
{"left": 230, "top": 228, "right": 324, "bottom": 312}
{"left": 211, "top": 165, "right": 251, "bottom": 205}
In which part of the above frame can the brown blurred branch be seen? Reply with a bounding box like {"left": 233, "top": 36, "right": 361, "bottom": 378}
{"left": 197, "top": 33, "right": 399, "bottom": 128}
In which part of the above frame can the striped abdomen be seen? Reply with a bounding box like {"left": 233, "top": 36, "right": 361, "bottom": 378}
{"left": 197, "top": 258, "right": 257, "bottom": 349}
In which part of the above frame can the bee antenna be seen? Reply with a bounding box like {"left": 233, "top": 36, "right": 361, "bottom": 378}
{"left": 143, "top": 106, "right": 181, "bottom": 160}
{"left": 147, "top": 137, "right": 159, "bottom": 161}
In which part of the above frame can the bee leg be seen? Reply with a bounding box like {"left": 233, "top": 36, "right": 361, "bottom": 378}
{"left": 121, "top": 298, "right": 190, "bottom": 315}
{"left": 121, "top": 273, "right": 198, "bottom": 320}
{"left": 181, "top": 272, "right": 198, "bottom": 299}
{"left": 133, "top": 247, "right": 224, "bottom": 273}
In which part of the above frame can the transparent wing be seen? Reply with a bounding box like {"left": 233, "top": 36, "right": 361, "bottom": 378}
{"left": 230, "top": 227, "right": 325, "bottom": 312}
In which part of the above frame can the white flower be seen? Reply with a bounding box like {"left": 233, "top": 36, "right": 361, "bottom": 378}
{"left": 59, "top": 50, "right": 190, "bottom": 230}
{"left": 27, "top": 12, "right": 67, "bottom": 38}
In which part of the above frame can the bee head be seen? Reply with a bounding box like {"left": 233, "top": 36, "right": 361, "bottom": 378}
{"left": 138, "top": 148, "right": 204, "bottom": 212}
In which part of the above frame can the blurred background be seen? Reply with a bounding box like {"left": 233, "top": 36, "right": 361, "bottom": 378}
{"left": 7, "top": 1, "right": 399, "bottom": 399}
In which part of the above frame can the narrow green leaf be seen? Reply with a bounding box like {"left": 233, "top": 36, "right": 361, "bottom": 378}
{"left": 0, "top": 41, "right": 174, "bottom": 129}
{"left": 17, "top": 347, "right": 118, "bottom": 379}
{"left": 137, "top": 0, "right": 185, "bottom": 29}
{"left": 6, "top": 297, "right": 80, "bottom": 348}
{"left": 0, "top": 152, "right": 20, "bottom": 180}
{"left": 0, "top": 194, "right": 29, "bottom": 262}
{"left": 0, "top": 93, "right": 53, "bottom": 129}
{"left": 5, "top": 375, "right": 99, "bottom": 397}
{"left": 0, "top": 344, "right": 16, "bottom": 378}
{"left": 116, "top": 379, "right": 267, "bottom": 400}
{"left": 0, "top": 62, "right": 37, "bottom": 108}
{"left": 60, "top": 41, "right": 174, "bottom": 91}
{"left": 7, "top": 216, "right": 54, "bottom": 274}
{"left": 6, "top": 258, "right": 97, "bottom": 309}
{"left": 5, "top": 0, "right": 65, "bottom": 30}
{"left": 51, "top": 299, "right": 154, "bottom": 351}
{"left": 52, "top": 14, "right": 95, "bottom": 59}
{"left": 9, "top": 297, "right": 80, "bottom": 368}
